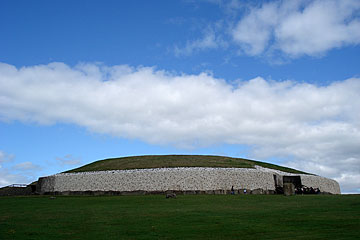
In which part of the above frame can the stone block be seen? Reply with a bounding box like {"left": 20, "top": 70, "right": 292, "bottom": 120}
{"left": 283, "top": 183, "right": 295, "bottom": 196}
{"left": 250, "top": 188, "right": 264, "bottom": 194}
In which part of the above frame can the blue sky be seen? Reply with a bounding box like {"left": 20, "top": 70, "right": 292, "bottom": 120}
{"left": 1, "top": 0, "right": 359, "bottom": 193}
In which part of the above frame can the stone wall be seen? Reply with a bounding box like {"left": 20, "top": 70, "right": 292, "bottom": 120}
{"left": 37, "top": 176, "right": 55, "bottom": 192}
{"left": 38, "top": 166, "right": 341, "bottom": 194}
{"left": 0, "top": 186, "right": 33, "bottom": 196}
{"left": 301, "top": 175, "right": 340, "bottom": 194}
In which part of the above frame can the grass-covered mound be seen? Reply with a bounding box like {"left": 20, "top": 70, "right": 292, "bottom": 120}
{"left": 65, "top": 155, "right": 308, "bottom": 174}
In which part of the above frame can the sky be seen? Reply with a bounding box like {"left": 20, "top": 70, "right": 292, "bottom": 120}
{"left": 0, "top": 0, "right": 359, "bottom": 193}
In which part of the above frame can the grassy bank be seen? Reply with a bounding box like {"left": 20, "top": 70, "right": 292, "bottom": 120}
{"left": 65, "top": 155, "right": 308, "bottom": 174}
{"left": 0, "top": 194, "right": 359, "bottom": 239}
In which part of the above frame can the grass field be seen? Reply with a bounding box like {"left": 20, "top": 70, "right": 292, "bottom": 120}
{"left": 1, "top": 195, "right": 359, "bottom": 239}
{"left": 66, "top": 155, "right": 308, "bottom": 174}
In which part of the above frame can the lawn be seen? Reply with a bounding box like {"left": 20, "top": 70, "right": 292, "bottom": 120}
{"left": 0, "top": 194, "right": 359, "bottom": 239}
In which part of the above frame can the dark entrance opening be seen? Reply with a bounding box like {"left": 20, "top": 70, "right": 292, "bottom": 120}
{"left": 273, "top": 175, "right": 283, "bottom": 194}
{"left": 30, "top": 185, "right": 36, "bottom": 193}
{"left": 283, "top": 176, "right": 302, "bottom": 189}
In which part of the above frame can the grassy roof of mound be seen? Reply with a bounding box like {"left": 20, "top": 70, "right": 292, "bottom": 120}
{"left": 65, "top": 155, "right": 309, "bottom": 174}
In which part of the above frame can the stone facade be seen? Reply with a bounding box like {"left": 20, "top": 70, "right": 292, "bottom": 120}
{"left": 37, "top": 166, "right": 341, "bottom": 194}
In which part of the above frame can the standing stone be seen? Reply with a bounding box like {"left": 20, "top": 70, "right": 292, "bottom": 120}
{"left": 283, "top": 183, "right": 295, "bottom": 196}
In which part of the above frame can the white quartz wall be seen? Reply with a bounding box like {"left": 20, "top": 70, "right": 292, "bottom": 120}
{"left": 300, "top": 174, "right": 340, "bottom": 194}
{"left": 39, "top": 167, "right": 341, "bottom": 194}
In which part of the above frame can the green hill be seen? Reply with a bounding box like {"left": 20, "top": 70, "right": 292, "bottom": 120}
{"left": 65, "top": 155, "right": 308, "bottom": 174}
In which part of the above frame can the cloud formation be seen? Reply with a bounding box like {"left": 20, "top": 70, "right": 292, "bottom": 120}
{"left": 232, "top": 0, "right": 360, "bottom": 57}
{"left": 0, "top": 150, "right": 15, "bottom": 163}
{"left": 0, "top": 151, "right": 39, "bottom": 186}
{"left": 13, "top": 161, "right": 40, "bottom": 171}
{"left": 0, "top": 62, "right": 359, "bottom": 192}
{"left": 56, "top": 154, "right": 82, "bottom": 166}
{"left": 174, "top": 26, "right": 227, "bottom": 57}
{"left": 0, "top": 168, "right": 30, "bottom": 187}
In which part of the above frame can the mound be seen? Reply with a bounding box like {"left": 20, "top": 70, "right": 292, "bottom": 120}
{"left": 65, "top": 155, "right": 308, "bottom": 174}
{"left": 37, "top": 155, "right": 340, "bottom": 195}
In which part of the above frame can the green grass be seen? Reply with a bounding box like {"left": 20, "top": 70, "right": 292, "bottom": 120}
{"left": 65, "top": 155, "right": 308, "bottom": 174}
{"left": 1, "top": 195, "right": 359, "bottom": 239}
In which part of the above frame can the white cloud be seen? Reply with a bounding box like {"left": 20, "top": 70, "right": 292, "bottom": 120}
{"left": 174, "top": 26, "right": 228, "bottom": 56}
{"left": 232, "top": 0, "right": 360, "bottom": 57}
{"left": 0, "top": 168, "right": 31, "bottom": 187}
{"left": 0, "top": 150, "right": 15, "bottom": 163}
{"left": 13, "top": 161, "right": 40, "bottom": 171}
{"left": 0, "top": 62, "right": 360, "bottom": 193}
{"left": 232, "top": 1, "right": 280, "bottom": 55}
{"left": 0, "top": 151, "right": 39, "bottom": 187}
{"left": 56, "top": 154, "right": 82, "bottom": 166}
